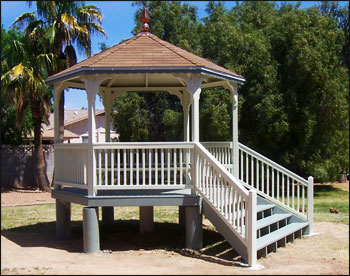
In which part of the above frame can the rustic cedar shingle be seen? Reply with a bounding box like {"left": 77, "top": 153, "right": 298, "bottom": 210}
{"left": 48, "top": 32, "right": 243, "bottom": 80}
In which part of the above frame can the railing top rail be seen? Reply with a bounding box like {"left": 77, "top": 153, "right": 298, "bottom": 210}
{"left": 93, "top": 142, "right": 194, "bottom": 149}
{"left": 195, "top": 142, "right": 249, "bottom": 198}
{"left": 201, "top": 141, "right": 233, "bottom": 147}
{"left": 238, "top": 143, "right": 308, "bottom": 186}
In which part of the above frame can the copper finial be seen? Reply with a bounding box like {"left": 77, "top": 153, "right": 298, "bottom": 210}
{"left": 140, "top": 7, "right": 150, "bottom": 32}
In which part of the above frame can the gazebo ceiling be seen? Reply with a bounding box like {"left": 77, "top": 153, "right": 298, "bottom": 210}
{"left": 46, "top": 12, "right": 245, "bottom": 89}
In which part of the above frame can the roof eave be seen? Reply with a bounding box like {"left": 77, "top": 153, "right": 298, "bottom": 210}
{"left": 46, "top": 66, "right": 245, "bottom": 86}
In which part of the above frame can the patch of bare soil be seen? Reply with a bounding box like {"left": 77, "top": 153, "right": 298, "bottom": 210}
{"left": 1, "top": 222, "right": 348, "bottom": 275}
{"left": 1, "top": 188, "right": 55, "bottom": 206}
{"left": 1, "top": 184, "right": 349, "bottom": 275}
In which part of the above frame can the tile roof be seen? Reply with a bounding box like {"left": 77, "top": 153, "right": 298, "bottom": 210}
{"left": 47, "top": 32, "right": 244, "bottom": 82}
{"left": 44, "top": 110, "right": 105, "bottom": 130}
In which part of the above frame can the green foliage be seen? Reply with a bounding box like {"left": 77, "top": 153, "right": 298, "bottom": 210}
{"left": 162, "top": 109, "right": 183, "bottom": 141}
{"left": 199, "top": 1, "right": 349, "bottom": 181}
{"left": 200, "top": 88, "right": 232, "bottom": 141}
{"left": 132, "top": 1, "right": 201, "bottom": 55}
{"left": 1, "top": 26, "right": 33, "bottom": 144}
{"left": 111, "top": 93, "right": 150, "bottom": 142}
{"left": 111, "top": 92, "right": 183, "bottom": 142}
{"left": 117, "top": 1, "right": 348, "bottom": 182}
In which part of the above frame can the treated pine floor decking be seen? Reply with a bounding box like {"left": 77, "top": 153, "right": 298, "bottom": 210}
{"left": 52, "top": 187, "right": 201, "bottom": 207}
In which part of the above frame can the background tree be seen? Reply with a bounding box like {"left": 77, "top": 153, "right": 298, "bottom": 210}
{"left": 116, "top": 1, "right": 349, "bottom": 182}
{"left": 2, "top": 1, "right": 107, "bottom": 191}
{"left": 199, "top": 1, "right": 349, "bottom": 181}
{"left": 27, "top": 0, "right": 107, "bottom": 142}
{"left": 1, "top": 26, "right": 33, "bottom": 144}
{"left": 2, "top": 15, "right": 54, "bottom": 191}
{"left": 111, "top": 93, "right": 150, "bottom": 142}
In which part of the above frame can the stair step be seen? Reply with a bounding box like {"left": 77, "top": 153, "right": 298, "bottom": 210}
{"left": 257, "top": 203, "right": 275, "bottom": 213}
{"left": 257, "top": 222, "right": 309, "bottom": 250}
{"left": 257, "top": 213, "right": 292, "bottom": 230}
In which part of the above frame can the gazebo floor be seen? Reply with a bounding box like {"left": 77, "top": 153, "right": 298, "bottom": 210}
{"left": 52, "top": 187, "right": 200, "bottom": 207}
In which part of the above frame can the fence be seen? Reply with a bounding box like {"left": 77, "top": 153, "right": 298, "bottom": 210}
{"left": 1, "top": 144, "right": 54, "bottom": 188}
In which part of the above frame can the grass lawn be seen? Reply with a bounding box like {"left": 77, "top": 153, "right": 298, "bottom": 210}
{"left": 1, "top": 183, "right": 348, "bottom": 234}
{"left": 313, "top": 184, "right": 349, "bottom": 224}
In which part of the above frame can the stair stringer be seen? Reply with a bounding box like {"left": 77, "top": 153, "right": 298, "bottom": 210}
{"left": 202, "top": 198, "right": 249, "bottom": 262}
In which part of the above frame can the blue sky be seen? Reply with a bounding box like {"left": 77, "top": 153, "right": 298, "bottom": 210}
{"left": 0, "top": 1, "right": 334, "bottom": 110}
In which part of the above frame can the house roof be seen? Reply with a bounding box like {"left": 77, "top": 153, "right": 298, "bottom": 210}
{"left": 44, "top": 110, "right": 105, "bottom": 130}
{"left": 46, "top": 32, "right": 245, "bottom": 84}
{"left": 25, "top": 129, "right": 79, "bottom": 141}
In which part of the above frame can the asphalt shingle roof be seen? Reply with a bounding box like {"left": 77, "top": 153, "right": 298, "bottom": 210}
{"left": 47, "top": 32, "right": 244, "bottom": 82}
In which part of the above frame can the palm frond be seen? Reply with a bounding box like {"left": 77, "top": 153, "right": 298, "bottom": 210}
{"left": 12, "top": 63, "right": 25, "bottom": 78}
{"left": 84, "top": 22, "right": 107, "bottom": 37}
{"left": 12, "top": 12, "right": 36, "bottom": 28}
{"left": 78, "top": 5, "right": 103, "bottom": 24}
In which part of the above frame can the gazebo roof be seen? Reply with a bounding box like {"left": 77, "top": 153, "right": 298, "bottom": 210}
{"left": 46, "top": 32, "right": 245, "bottom": 85}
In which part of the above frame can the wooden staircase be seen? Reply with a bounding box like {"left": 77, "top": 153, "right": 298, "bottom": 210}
{"left": 255, "top": 196, "right": 309, "bottom": 258}
{"left": 198, "top": 141, "right": 313, "bottom": 266}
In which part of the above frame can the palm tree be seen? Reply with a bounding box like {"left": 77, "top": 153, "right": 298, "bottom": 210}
{"left": 25, "top": 1, "right": 107, "bottom": 141}
{"left": 8, "top": 1, "right": 107, "bottom": 191}
{"left": 2, "top": 16, "right": 55, "bottom": 191}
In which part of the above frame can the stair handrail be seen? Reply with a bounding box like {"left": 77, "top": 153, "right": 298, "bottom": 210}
{"left": 238, "top": 143, "right": 313, "bottom": 235}
{"left": 238, "top": 143, "right": 308, "bottom": 186}
{"left": 193, "top": 142, "right": 257, "bottom": 266}
{"left": 194, "top": 142, "right": 248, "bottom": 197}
{"left": 203, "top": 141, "right": 314, "bottom": 235}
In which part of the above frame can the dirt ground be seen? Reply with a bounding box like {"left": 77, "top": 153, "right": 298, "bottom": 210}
{"left": 1, "top": 183, "right": 349, "bottom": 275}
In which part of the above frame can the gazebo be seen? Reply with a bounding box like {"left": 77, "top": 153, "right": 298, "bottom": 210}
{"left": 46, "top": 9, "right": 314, "bottom": 267}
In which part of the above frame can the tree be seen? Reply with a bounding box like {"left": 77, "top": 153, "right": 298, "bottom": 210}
{"left": 200, "top": 1, "right": 349, "bottom": 181}
{"left": 1, "top": 26, "right": 33, "bottom": 144}
{"left": 6, "top": 1, "right": 107, "bottom": 191}
{"left": 2, "top": 17, "right": 54, "bottom": 191}
{"left": 132, "top": 1, "right": 201, "bottom": 55}
{"left": 111, "top": 93, "right": 150, "bottom": 142}
{"left": 25, "top": 0, "right": 107, "bottom": 142}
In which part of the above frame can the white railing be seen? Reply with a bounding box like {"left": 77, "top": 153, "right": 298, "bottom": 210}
{"left": 54, "top": 144, "right": 88, "bottom": 189}
{"left": 200, "top": 142, "right": 233, "bottom": 172}
{"left": 93, "top": 142, "right": 193, "bottom": 189}
{"left": 54, "top": 141, "right": 257, "bottom": 265}
{"left": 203, "top": 141, "right": 313, "bottom": 222}
{"left": 238, "top": 143, "right": 313, "bottom": 221}
{"left": 193, "top": 142, "right": 257, "bottom": 265}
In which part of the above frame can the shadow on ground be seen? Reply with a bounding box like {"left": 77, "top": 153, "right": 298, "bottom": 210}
{"left": 2, "top": 220, "right": 242, "bottom": 266}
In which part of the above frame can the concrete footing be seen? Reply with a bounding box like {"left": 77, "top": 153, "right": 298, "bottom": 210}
{"left": 102, "top": 207, "right": 114, "bottom": 225}
{"left": 185, "top": 206, "right": 203, "bottom": 250}
{"left": 56, "top": 199, "right": 71, "bottom": 239}
{"left": 83, "top": 207, "right": 100, "bottom": 253}
{"left": 139, "top": 206, "right": 154, "bottom": 233}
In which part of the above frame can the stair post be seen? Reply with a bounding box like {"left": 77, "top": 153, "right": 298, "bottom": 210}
{"left": 306, "top": 176, "right": 314, "bottom": 235}
{"left": 248, "top": 189, "right": 257, "bottom": 267}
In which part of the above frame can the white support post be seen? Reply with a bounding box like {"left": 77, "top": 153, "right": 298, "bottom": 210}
{"left": 191, "top": 91, "right": 200, "bottom": 142}
{"left": 102, "top": 92, "right": 113, "bottom": 142}
{"left": 173, "top": 74, "right": 203, "bottom": 142}
{"left": 225, "top": 81, "right": 239, "bottom": 179}
{"left": 306, "top": 176, "right": 314, "bottom": 235}
{"left": 53, "top": 82, "right": 67, "bottom": 190}
{"left": 53, "top": 82, "right": 66, "bottom": 144}
{"left": 248, "top": 189, "right": 257, "bottom": 267}
{"left": 182, "top": 91, "right": 191, "bottom": 142}
{"left": 84, "top": 77, "right": 104, "bottom": 197}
